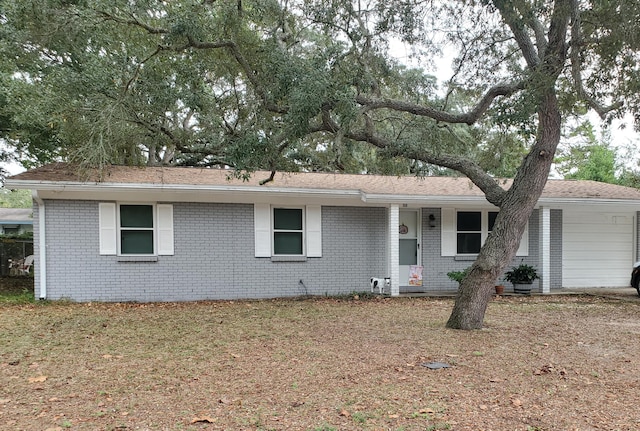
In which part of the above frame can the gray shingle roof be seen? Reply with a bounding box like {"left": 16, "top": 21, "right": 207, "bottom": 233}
{"left": 8, "top": 163, "right": 640, "bottom": 201}
{"left": 0, "top": 208, "right": 33, "bottom": 223}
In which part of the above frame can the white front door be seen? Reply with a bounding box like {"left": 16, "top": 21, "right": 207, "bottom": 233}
{"left": 399, "top": 209, "right": 421, "bottom": 287}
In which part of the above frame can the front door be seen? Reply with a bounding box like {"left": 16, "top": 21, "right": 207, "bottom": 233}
{"left": 399, "top": 209, "right": 421, "bottom": 287}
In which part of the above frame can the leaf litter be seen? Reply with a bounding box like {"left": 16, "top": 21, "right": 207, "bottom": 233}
{"left": 1, "top": 293, "right": 639, "bottom": 430}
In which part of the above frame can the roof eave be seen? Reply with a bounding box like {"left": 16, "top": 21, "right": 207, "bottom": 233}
{"left": 363, "top": 193, "right": 493, "bottom": 207}
{"left": 538, "top": 197, "right": 640, "bottom": 207}
{"left": 7, "top": 179, "right": 640, "bottom": 207}
{"left": 5, "top": 179, "right": 366, "bottom": 203}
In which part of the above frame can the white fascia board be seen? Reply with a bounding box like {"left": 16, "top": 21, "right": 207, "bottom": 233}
{"left": 6, "top": 179, "right": 365, "bottom": 204}
{"left": 363, "top": 194, "right": 494, "bottom": 207}
{"left": 9, "top": 179, "right": 640, "bottom": 208}
{"left": 536, "top": 197, "right": 640, "bottom": 209}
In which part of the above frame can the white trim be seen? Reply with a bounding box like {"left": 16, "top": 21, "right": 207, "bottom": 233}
{"left": 399, "top": 208, "right": 422, "bottom": 287}
{"left": 8, "top": 180, "right": 363, "bottom": 200}
{"left": 98, "top": 203, "right": 117, "bottom": 255}
{"left": 441, "top": 208, "right": 529, "bottom": 257}
{"left": 272, "top": 206, "right": 305, "bottom": 256}
{"left": 117, "top": 203, "right": 156, "bottom": 256}
{"left": 389, "top": 205, "right": 400, "bottom": 296}
{"left": 254, "top": 204, "right": 272, "bottom": 257}
{"left": 100, "top": 203, "right": 175, "bottom": 256}
{"left": 634, "top": 212, "right": 638, "bottom": 263}
{"left": 10, "top": 179, "right": 640, "bottom": 209}
{"left": 306, "top": 205, "right": 322, "bottom": 257}
{"left": 441, "top": 208, "right": 456, "bottom": 257}
{"left": 255, "top": 205, "right": 323, "bottom": 258}
{"left": 32, "top": 191, "right": 47, "bottom": 300}
{"left": 157, "top": 204, "right": 174, "bottom": 255}
{"left": 539, "top": 207, "right": 551, "bottom": 293}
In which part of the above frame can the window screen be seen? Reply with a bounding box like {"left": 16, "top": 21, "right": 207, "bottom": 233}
{"left": 120, "top": 205, "right": 154, "bottom": 254}
{"left": 273, "top": 208, "right": 303, "bottom": 255}
{"left": 457, "top": 211, "right": 481, "bottom": 254}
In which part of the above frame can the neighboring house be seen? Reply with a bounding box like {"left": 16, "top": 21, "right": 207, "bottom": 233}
{"left": 0, "top": 208, "right": 33, "bottom": 236}
{"left": 5, "top": 163, "right": 640, "bottom": 302}
{"left": 0, "top": 208, "right": 34, "bottom": 276}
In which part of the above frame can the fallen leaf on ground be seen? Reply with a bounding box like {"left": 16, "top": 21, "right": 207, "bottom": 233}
{"left": 190, "top": 416, "right": 216, "bottom": 424}
{"left": 28, "top": 375, "right": 47, "bottom": 383}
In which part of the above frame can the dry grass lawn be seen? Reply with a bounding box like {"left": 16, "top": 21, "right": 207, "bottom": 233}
{"left": 1, "top": 279, "right": 640, "bottom": 431}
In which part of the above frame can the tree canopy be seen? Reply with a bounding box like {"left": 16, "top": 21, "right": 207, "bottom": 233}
{"left": 0, "top": 0, "right": 542, "bottom": 176}
{"left": 2, "top": 0, "right": 640, "bottom": 328}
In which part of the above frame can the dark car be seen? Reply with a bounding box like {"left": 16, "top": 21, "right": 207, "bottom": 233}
{"left": 631, "top": 262, "right": 640, "bottom": 297}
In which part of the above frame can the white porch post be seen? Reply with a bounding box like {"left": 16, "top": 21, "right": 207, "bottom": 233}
{"left": 539, "top": 207, "right": 551, "bottom": 294}
{"left": 389, "top": 205, "right": 400, "bottom": 296}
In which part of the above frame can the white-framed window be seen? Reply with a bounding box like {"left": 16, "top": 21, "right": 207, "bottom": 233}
{"left": 99, "top": 202, "right": 174, "bottom": 256}
{"left": 442, "top": 208, "right": 528, "bottom": 257}
{"left": 254, "top": 204, "right": 322, "bottom": 258}
{"left": 273, "top": 207, "right": 304, "bottom": 255}
{"left": 119, "top": 204, "right": 155, "bottom": 254}
{"left": 456, "top": 210, "right": 498, "bottom": 254}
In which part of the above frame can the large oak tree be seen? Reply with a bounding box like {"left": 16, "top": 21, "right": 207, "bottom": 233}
{"left": 2, "top": 0, "right": 639, "bottom": 328}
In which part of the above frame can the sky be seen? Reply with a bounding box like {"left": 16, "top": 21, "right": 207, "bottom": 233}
{"left": 1, "top": 141, "right": 26, "bottom": 176}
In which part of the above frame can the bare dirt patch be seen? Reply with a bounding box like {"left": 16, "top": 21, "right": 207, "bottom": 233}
{"left": 1, "top": 293, "right": 639, "bottom": 430}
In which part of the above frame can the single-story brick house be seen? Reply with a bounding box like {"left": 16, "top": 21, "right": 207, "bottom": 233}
{"left": 5, "top": 163, "right": 640, "bottom": 302}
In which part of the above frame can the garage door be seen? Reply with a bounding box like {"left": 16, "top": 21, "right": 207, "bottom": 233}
{"left": 563, "top": 207, "right": 635, "bottom": 288}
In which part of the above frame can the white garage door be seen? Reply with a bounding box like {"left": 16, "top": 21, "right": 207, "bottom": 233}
{"left": 563, "top": 207, "right": 635, "bottom": 288}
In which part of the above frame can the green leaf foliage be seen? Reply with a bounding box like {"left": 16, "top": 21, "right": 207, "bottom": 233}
{"left": 5, "top": 0, "right": 616, "bottom": 175}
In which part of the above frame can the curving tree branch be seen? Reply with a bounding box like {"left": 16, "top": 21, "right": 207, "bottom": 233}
{"left": 355, "top": 81, "right": 525, "bottom": 125}
{"left": 319, "top": 110, "right": 507, "bottom": 206}
{"left": 569, "top": 4, "right": 624, "bottom": 119}
{"left": 492, "top": 0, "right": 542, "bottom": 68}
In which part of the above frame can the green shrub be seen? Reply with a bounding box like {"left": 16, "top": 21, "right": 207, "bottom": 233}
{"left": 447, "top": 267, "right": 471, "bottom": 285}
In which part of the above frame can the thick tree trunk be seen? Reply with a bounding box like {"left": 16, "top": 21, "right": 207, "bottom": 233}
{"left": 446, "top": 90, "right": 561, "bottom": 330}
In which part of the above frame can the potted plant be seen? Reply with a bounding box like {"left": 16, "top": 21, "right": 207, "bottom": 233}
{"left": 504, "top": 261, "right": 539, "bottom": 295}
